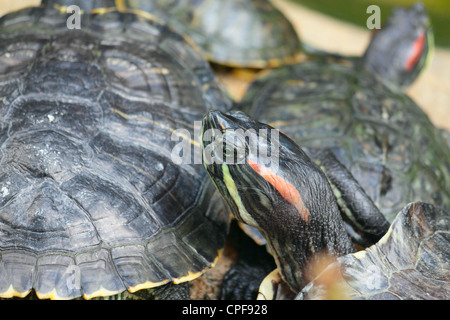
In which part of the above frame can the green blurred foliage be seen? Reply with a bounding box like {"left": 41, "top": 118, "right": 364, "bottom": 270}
{"left": 289, "top": 0, "right": 450, "bottom": 47}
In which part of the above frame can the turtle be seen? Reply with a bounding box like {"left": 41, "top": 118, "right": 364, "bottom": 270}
{"left": 114, "top": 0, "right": 303, "bottom": 69}
{"left": 0, "top": 4, "right": 232, "bottom": 300}
{"left": 201, "top": 110, "right": 449, "bottom": 300}
{"left": 295, "top": 201, "right": 449, "bottom": 300}
{"left": 239, "top": 2, "right": 450, "bottom": 228}
{"left": 41, "top": 0, "right": 303, "bottom": 69}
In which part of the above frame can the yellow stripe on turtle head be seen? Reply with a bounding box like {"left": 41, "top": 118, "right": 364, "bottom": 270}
{"left": 222, "top": 163, "right": 259, "bottom": 228}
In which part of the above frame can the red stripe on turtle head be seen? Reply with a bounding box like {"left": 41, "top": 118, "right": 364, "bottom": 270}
{"left": 405, "top": 32, "right": 425, "bottom": 71}
{"left": 247, "top": 159, "right": 310, "bottom": 222}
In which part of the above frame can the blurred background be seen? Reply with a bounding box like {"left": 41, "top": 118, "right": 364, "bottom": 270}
{"left": 0, "top": 0, "right": 448, "bottom": 131}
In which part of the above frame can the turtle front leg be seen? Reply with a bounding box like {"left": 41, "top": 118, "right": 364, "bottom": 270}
{"left": 310, "top": 148, "right": 390, "bottom": 247}
{"left": 219, "top": 221, "right": 276, "bottom": 300}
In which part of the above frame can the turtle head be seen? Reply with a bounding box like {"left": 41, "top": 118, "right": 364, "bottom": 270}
{"left": 201, "top": 110, "right": 314, "bottom": 229}
{"left": 201, "top": 110, "right": 354, "bottom": 292}
{"left": 361, "top": 2, "right": 433, "bottom": 88}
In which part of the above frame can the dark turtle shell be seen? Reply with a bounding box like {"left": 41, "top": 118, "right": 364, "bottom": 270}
{"left": 0, "top": 6, "right": 232, "bottom": 299}
{"left": 114, "top": 0, "right": 303, "bottom": 68}
{"left": 240, "top": 60, "right": 450, "bottom": 222}
{"left": 297, "top": 202, "right": 450, "bottom": 300}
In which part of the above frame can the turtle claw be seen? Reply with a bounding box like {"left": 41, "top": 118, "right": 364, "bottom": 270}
{"left": 219, "top": 246, "right": 276, "bottom": 300}
{"left": 220, "top": 261, "right": 266, "bottom": 300}
{"left": 219, "top": 222, "right": 276, "bottom": 300}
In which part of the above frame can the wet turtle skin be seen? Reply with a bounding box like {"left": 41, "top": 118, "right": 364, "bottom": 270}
{"left": 241, "top": 60, "right": 450, "bottom": 222}
{"left": 0, "top": 7, "right": 232, "bottom": 299}
{"left": 297, "top": 202, "right": 450, "bottom": 300}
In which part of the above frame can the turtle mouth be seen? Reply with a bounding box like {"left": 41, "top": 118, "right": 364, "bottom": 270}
{"left": 201, "top": 111, "right": 241, "bottom": 167}
{"left": 202, "top": 111, "right": 219, "bottom": 133}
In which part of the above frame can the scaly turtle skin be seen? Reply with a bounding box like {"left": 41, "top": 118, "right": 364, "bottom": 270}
{"left": 240, "top": 3, "right": 450, "bottom": 230}
{"left": 201, "top": 110, "right": 449, "bottom": 299}
{"left": 296, "top": 202, "right": 449, "bottom": 300}
{"left": 43, "top": 0, "right": 303, "bottom": 68}
{"left": 0, "top": 6, "right": 232, "bottom": 299}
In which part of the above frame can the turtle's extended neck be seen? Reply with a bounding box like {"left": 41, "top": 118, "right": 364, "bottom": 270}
{"left": 255, "top": 168, "right": 356, "bottom": 293}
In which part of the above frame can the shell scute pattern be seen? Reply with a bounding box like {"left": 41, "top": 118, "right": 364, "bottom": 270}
{"left": 0, "top": 7, "right": 231, "bottom": 299}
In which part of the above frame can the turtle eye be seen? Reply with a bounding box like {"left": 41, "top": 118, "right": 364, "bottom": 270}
{"left": 210, "top": 136, "right": 224, "bottom": 163}
{"left": 223, "top": 131, "right": 246, "bottom": 163}
{"left": 224, "top": 144, "right": 235, "bottom": 161}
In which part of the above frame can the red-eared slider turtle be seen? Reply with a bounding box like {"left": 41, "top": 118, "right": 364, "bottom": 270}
{"left": 240, "top": 3, "right": 450, "bottom": 228}
{"left": 0, "top": 5, "right": 232, "bottom": 299}
{"left": 42, "top": 0, "right": 303, "bottom": 69}
{"left": 201, "top": 110, "right": 449, "bottom": 300}
{"left": 115, "top": 0, "right": 303, "bottom": 68}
